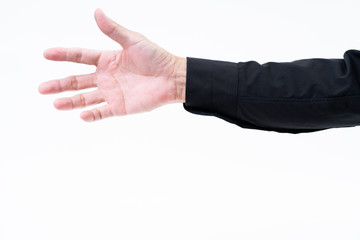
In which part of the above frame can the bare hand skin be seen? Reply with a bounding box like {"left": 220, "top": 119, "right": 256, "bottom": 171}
{"left": 39, "top": 9, "right": 186, "bottom": 122}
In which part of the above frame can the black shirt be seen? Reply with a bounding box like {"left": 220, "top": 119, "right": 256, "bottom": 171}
{"left": 183, "top": 50, "right": 360, "bottom": 133}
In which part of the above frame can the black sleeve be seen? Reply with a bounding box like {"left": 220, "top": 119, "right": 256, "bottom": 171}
{"left": 183, "top": 50, "right": 360, "bottom": 133}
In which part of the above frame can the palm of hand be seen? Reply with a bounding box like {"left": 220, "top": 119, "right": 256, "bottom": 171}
{"left": 95, "top": 41, "right": 176, "bottom": 117}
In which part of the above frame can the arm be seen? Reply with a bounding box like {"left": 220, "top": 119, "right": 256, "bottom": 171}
{"left": 39, "top": 9, "right": 360, "bottom": 133}
{"left": 184, "top": 51, "right": 360, "bottom": 133}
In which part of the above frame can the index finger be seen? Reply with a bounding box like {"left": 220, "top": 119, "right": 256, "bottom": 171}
{"left": 43, "top": 47, "right": 102, "bottom": 66}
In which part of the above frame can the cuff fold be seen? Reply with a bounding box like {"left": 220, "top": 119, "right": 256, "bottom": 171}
{"left": 183, "top": 57, "right": 238, "bottom": 119}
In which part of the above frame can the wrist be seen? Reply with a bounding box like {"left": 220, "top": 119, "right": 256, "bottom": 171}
{"left": 173, "top": 56, "right": 187, "bottom": 103}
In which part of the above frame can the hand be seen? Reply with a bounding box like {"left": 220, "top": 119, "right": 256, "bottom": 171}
{"left": 39, "top": 9, "right": 186, "bottom": 122}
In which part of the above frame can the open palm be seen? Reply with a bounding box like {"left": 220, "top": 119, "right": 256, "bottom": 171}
{"left": 39, "top": 9, "right": 185, "bottom": 121}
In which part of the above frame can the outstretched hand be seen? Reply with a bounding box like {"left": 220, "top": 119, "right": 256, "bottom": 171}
{"left": 39, "top": 9, "right": 186, "bottom": 122}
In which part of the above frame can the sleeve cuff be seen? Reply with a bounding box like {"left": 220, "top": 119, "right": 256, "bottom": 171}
{"left": 183, "top": 57, "right": 238, "bottom": 120}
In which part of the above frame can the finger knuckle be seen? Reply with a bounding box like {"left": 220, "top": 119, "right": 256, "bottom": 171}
{"left": 74, "top": 48, "right": 83, "bottom": 63}
{"left": 95, "top": 108, "right": 102, "bottom": 120}
{"left": 70, "top": 76, "right": 79, "bottom": 90}
{"left": 79, "top": 94, "right": 86, "bottom": 107}
{"left": 56, "top": 79, "right": 63, "bottom": 92}
{"left": 70, "top": 98, "right": 75, "bottom": 109}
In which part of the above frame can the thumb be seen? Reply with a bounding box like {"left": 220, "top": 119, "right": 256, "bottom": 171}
{"left": 94, "top": 8, "right": 142, "bottom": 48}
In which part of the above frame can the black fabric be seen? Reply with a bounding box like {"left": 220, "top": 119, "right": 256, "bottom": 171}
{"left": 183, "top": 50, "right": 360, "bottom": 133}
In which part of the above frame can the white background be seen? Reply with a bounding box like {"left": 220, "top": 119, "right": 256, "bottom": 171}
{"left": 1, "top": 0, "right": 360, "bottom": 239}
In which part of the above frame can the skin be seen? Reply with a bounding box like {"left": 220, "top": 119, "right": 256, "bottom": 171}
{"left": 39, "top": 8, "right": 186, "bottom": 122}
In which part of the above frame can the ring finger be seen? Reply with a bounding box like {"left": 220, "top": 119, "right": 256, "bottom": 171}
{"left": 39, "top": 73, "right": 97, "bottom": 94}
{"left": 54, "top": 90, "right": 105, "bottom": 110}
